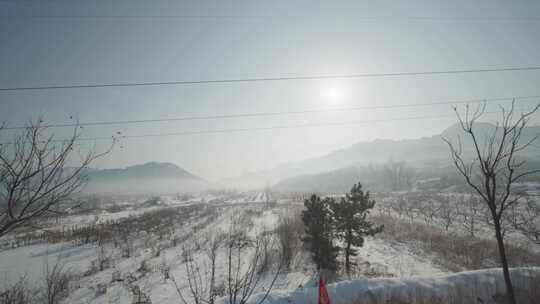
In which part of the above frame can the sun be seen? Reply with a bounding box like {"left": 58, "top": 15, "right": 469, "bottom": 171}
{"left": 323, "top": 83, "right": 346, "bottom": 105}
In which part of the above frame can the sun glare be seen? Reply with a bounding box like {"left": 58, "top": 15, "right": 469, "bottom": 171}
{"left": 323, "top": 83, "right": 346, "bottom": 105}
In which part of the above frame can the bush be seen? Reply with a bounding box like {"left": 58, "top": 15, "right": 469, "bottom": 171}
{"left": 95, "top": 283, "right": 107, "bottom": 297}
{"left": 275, "top": 210, "right": 304, "bottom": 270}
{"left": 130, "top": 285, "right": 151, "bottom": 304}
{"left": 42, "top": 257, "right": 72, "bottom": 304}
{"left": 0, "top": 277, "right": 31, "bottom": 304}
{"left": 137, "top": 260, "right": 150, "bottom": 276}
{"left": 111, "top": 270, "right": 123, "bottom": 283}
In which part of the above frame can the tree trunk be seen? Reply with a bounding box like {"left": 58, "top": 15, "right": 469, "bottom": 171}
{"left": 494, "top": 218, "right": 516, "bottom": 304}
{"left": 345, "top": 242, "right": 351, "bottom": 276}
{"left": 210, "top": 256, "right": 216, "bottom": 304}
{"left": 345, "top": 228, "right": 352, "bottom": 276}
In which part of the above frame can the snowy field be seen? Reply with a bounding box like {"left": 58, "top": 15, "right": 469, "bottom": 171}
{"left": 1, "top": 191, "right": 539, "bottom": 304}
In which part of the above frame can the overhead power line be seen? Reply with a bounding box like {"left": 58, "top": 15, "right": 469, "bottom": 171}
{"left": 2, "top": 66, "right": 540, "bottom": 92}
{"left": 1, "top": 108, "right": 537, "bottom": 145}
{"left": 5, "top": 15, "right": 540, "bottom": 22}
{"left": 1, "top": 109, "right": 529, "bottom": 145}
{"left": 73, "top": 110, "right": 539, "bottom": 141}
{"left": 2, "top": 95, "right": 540, "bottom": 131}
{"left": 5, "top": 14, "right": 318, "bottom": 20}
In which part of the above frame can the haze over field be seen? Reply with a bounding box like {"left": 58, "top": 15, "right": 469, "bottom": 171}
{"left": 2, "top": 1, "right": 540, "bottom": 304}
{"left": 77, "top": 122, "right": 540, "bottom": 193}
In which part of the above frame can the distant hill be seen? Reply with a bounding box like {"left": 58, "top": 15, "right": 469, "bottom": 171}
{"left": 84, "top": 162, "right": 208, "bottom": 194}
{"left": 86, "top": 162, "right": 203, "bottom": 181}
{"left": 273, "top": 167, "right": 366, "bottom": 193}
{"left": 223, "top": 122, "right": 540, "bottom": 190}
{"left": 284, "top": 122, "right": 540, "bottom": 176}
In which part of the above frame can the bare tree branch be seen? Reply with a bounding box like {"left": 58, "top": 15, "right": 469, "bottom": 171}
{"left": 0, "top": 117, "right": 114, "bottom": 238}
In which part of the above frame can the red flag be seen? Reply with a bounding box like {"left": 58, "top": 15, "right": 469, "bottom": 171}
{"left": 318, "top": 276, "right": 331, "bottom": 304}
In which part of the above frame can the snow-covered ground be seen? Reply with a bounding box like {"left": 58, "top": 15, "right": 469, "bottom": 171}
{"left": 0, "top": 203, "right": 448, "bottom": 303}
{"left": 1, "top": 192, "right": 539, "bottom": 304}
{"left": 356, "top": 238, "right": 447, "bottom": 278}
{"left": 253, "top": 267, "right": 540, "bottom": 304}
{"left": 0, "top": 243, "right": 97, "bottom": 287}
{"left": 58, "top": 205, "right": 301, "bottom": 304}
{"left": 63, "top": 206, "right": 161, "bottom": 227}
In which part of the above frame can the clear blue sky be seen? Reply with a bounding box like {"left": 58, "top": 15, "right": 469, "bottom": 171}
{"left": 1, "top": 1, "right": 540, "bottom": 180}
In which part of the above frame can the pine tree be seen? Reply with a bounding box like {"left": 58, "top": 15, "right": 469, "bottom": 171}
{"left": 332, "top": 183, "right": 383, "bottom": 275}
{"left": 301, "top": 194, "right": 339, "bottom": 271}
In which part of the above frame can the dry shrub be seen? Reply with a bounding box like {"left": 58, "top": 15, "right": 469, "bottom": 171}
{"left": 275, "top": 209, "right": 304, "bottom": 270}
{"left": 0, "top": 277, "right": 31, "bottom": 304}
{"left": 373, "top": 215, "right": 540, "bottom": 271}
{"left": 42, "top": 256, "right": 72, "bottom": 304}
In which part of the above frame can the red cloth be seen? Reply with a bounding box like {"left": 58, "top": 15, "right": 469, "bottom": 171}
{"left": 318, "top": 276, "right": 331, "bottom": 304}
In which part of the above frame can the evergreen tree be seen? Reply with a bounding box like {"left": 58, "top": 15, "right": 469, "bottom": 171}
{"left": 331, "top": 183, "right": 383, "bottom": 275}
{"left": 301, "top": 194, "right": 339, "bottom": 271}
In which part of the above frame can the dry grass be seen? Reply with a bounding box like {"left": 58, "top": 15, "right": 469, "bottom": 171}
{"left": 372, "top": 214, "right": 540, "bottom": 272}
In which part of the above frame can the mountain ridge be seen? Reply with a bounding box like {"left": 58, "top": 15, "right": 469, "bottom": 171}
{"left": 86, "top": 161, "right": 204, "bottom": 182}
{"left": 83, "top": 162, "right": 207, "bottom": 194}
{"left": 218, "top": 122, "right": 540, "bottom": 189}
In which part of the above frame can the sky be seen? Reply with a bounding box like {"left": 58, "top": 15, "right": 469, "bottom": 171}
{"left": 1, "top": 0, "right": 540, "bottom": 180}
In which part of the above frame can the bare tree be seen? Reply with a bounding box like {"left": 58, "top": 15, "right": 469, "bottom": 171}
{"left": 113, "top": 222, "right": 134, "bottom": 258}
{"left": 96, "top": 243, "right": 111, "bottom": 272}
{"left": 172, "top": 223, "right": 282, "bottom": 304}
{"left": 443, "top": 100, "right": 540, "bottom": 304}
{"left": 42, "top": 255, "right": 71, "bottom": 304}
{"left": 437, "top": 195, "right": 455, "bottom": 232}
{"left": 130, "top": 285, "right": 152, "bottom": 304}
{"left": 171, "top": 231, "right": 225, "bottom": 304}
{"left": 417, "top": 195, "right": 440, "bottom": 226}
{"left": 402, "top": 196, "right": 419, "bottom": 223}
{"left": 390, "top": 197, "right": 407, "bottom": 219}
{"left": 225, "top": 222, "right": 282, "bottom": 304}
{"left": 376, "top": 200, "right": 393, "bottom": 217}
{"left": 456, "top": 194, "right": 483, "bottom": 237}
{"left": 0, "top": 276, "right": 31, "bottom": 304}
{"left": 173, "top": 247, "right": 211, "bottom": 304}
{"left": 0, "top": 118, "right": 113, "bottom": 237}
{"left": 205, "top": 231, "right": 224, "bottom": 303}
{"left": 275, "top": 210, "right": 303, "bottom": 270}
{"left": 509, "top": 195, "right": 540, "bottom": 244}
